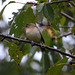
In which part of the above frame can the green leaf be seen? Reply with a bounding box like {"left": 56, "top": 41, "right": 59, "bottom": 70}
{"left": 7, "top": 40, "right": 23, "bottom": 64}
{"left": 36, "top": 3, "right": 44, "bottom": 22}
{"left": 73, "top": 8, "right": 75, "bottom": 20}
{"left": 60, "top": 16, "right": 66, "bottom": 25}
{"left": 71, "top": 25, "right": 75, "bottom": 34}
{"left": 0, "top": 61, "right": 21, "bottom": 75}
{"left": 10, "top": 7, "right": 36, "bottom": 37}
{"left": 46, "top": 58, "right": 68, "bottom": 75}
{"left": 22, "top": 4, "right": 31, "bottom": 11}
{"left": 0, "top": 1, "right": 15, "bottom": 20}
{"left": 36, "top": 0, "right": 47, "bottom": 2}
{"left": 15, "top": 6, "right": 36, "bottom": 25}
{"left": 36, "top": 3, "right": 44, "bottom": 12}
{"left": 71, "top": 69, "right": 75, "bottom": 75}
{"left": 51, "top": 51, "right": 61, "bottom": 64}
{"left": 9, "top": 4, "right": 30, "bottom": 25}
{"left": 43, "top": 4, "right": 54, "bottom": 22}
{"left": 42, "top": 52, "right": 50, "bottom": 73}
{"left": 42, "top": 31, "right": 51, "bottom": 46}
{"left": 37, "top": 10, "right": 43, "bottom": 22}
{"left": 19, "top": 42, "right": 31, "bottom": 55}
{"left": 73, "top": 0, "right": 75, "bottom": 3}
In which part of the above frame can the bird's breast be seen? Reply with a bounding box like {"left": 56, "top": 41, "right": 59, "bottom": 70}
{"left": 26, "top": 27, "right": 41, "bottom": 43}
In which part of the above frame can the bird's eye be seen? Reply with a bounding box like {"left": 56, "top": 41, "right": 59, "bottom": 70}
{"left": 26, "top": 24, "right": 28, "bottom": 27}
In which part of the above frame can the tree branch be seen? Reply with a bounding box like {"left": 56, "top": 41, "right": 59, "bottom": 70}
{"left": 61, "top": 12, "right": 75, "bottom": 22}
{"left": 52, "top": 32, "right": 72, "bottom": 39}
{"left": 59, "top": 26, "right": 72, "bottom": 28}
{"left": 48, "top": 0, "right": 72, "bottom": 4}
{"left": 58, "top": 32, "right": 72, "bottom": 38}
{"left": 16, "top": 0, "right": 72, "bottom": 5}
{"left": 16, "top": 2, "right": 38, "bottom": 5}
{"left": 69, "top": 61, "right": 75, "bottom": 65}
{"left": 0, "top": 34, "right": 75, "bottom": 59}
{"left": 70, "top": 1, "right": 75, "bottom": 7}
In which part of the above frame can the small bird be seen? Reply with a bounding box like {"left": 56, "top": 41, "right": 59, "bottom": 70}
{"left": 24, "top": 23, "right": 45, "bottom": 43}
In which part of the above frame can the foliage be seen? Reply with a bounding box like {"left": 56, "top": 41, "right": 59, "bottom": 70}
{"left": 0, "top": 0, "right": 75, "bottom": 75}
{"left": 46, "top": 58, "right": 68, "bottom": 75}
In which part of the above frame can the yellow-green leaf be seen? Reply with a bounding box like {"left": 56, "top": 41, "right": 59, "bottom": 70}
{"left": 71, "top": 25, "right": 75, "bottom": 34}
{"left": 46, "top": 58, "right": 68, "bottom": 75}
{"left": 42, "top": 31, "right": 51, "bottom": 46}
{"left": 60, "top": 16, "right": 66, "bottom": 25}
{"left": 7, "top": 40, "right": 23, "bottom": 64}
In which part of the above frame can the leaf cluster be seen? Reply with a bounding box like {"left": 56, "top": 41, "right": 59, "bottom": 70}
{"left": 0, "top": 0, "right": 75, "bottom": 75}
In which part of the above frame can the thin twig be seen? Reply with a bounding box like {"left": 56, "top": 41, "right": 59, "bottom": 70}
{"left": 61, "top": 12, "right": 75, "bottom": 22}
{"left": 48, "top": 0, "right": 72, "bottom": 4}
{"left": 70, "top": 1, "right": 75, "bottom": 7}
{"left": 58, "top": 32, "right": 72, "bottom": 38}
{"left": 70, "top": 61, "right": 75, "bottom": 65}
{"left": 16, "top": 0, "right": 72, "bottom": 5}
{"left": 16, "top": 2, "right": 38, "bottom": 5}
{"left": 0, "top": 34, "right": 75, "bottom": 59}
{"left": 52, "top": 33, "right": 72, "bottom": 39}
{"left": 59, "top": 26, "right": 72, "bottom": 28}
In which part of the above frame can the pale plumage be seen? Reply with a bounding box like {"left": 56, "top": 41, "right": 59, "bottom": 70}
{"left": 25, "top": 23, "right": 44, "bottom": 43}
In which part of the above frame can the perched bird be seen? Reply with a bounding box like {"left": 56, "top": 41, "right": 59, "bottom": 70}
{"left": 25, "top": 23, "right": 45, "bottom": 43}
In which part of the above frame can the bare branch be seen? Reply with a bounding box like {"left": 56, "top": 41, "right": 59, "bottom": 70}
{"left": 61, "top": 12, "right": 75, "bottom": 22}
{"left": 52, "top": 32, "right": 72, "bottom": 39}
{"left": 70, "top": 1, "right": 75, "bottom": 7}
{"left": 16, "top": 2, "right": 38, "bottom": 5}
{"left": 58, "top": 32, "right": 72, "bottom": 38}
{"left": 48, "top": 0, "right": 72, "bottom": 4}
{"left": 16, "top": 0, "right": 72, "bottom": 5}
{"left": 0, "top": 34, "right": 75, "bottom": 59}
{"left": 70, "top": 61, "right": 75, "bottom": 65}
{"left": 59, "top": 26, "right": 72, "bottom": 28}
